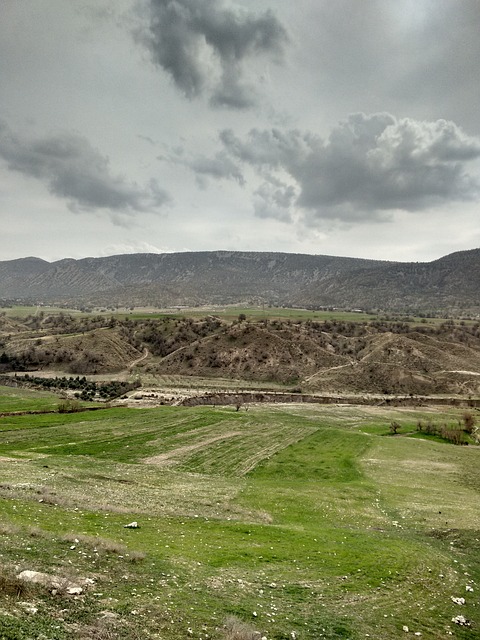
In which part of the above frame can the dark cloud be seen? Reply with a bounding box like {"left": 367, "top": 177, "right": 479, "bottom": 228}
{"left": 254, "top": 178, "right": 296, "bottom": 222}
{"left": 219, "top": 113, "right": 480, "bottom": 224}
{"left": 0, "top": 120, "right": 170, "bottom": 216}
{"left": 189, "top": 151, "right": 245, "bottom": 187}
{"left": 158, "top": 146, "right": 244, "bottom": 188}
{"left": 141, "top": 0, "right": 288, "bottom": 108}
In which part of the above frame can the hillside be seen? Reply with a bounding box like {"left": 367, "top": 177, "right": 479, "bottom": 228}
{"left": 1, "top": 249, "right": 480, "bottom": 313}
{"left": 2, "top": 314, "right": 480, "bottom": 396}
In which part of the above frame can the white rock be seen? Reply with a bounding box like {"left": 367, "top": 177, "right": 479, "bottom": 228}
{"left": 466, "top": 585, "right": 474, "bottom": 592}
{"left": 66, "top": 586, "right": 83, "bottom": 595}
{"left": 17, "top": 570, "right": 63, "bottom": 590}
{"left": 452, "top": 615, "right": 470, "bottom": 627}
{"left": 124, "top": 521, "right": 139, "bottom": 529}
{"left": 19, "top": 602, "right": 38, "bottom": 614}
{"left": 451, "top": 596, "right": 465, "bottom": 605}
{"left": 402, "top": 625, "right": 409, "bottom": 632}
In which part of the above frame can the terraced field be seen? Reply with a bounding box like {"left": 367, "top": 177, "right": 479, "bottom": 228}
{"left": 0, "top": 390, "right": 479, "bottom": 639}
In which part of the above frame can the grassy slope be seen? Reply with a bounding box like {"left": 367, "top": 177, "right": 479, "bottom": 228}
{"left": 0, "top": 399, "right": 478, "bottom": 639}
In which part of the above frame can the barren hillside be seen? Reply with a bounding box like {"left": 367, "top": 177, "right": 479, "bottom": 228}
{"left": 2, "top": 314, "right": 480, "bottom": 395}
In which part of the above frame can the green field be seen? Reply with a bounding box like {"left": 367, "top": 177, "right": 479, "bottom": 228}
{"left": 2, "top": 306, "right": 83, "bottom": 318}
{"left": 0, "top": 392, "right": 478, "bottom": 639}
{"left": 3, "top": 303, "right": 460, "bottom": 327}
{"left": 0, "top": 384, "right": 65, "bottom": 413}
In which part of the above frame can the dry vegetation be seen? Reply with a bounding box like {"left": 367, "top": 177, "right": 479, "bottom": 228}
{"left": 2, "top": 312, "right": 480, "bottom": 397}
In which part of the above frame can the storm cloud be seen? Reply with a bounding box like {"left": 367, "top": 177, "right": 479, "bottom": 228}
{"left": 0, "top": 121, "right": 170, "bottom": 217}
{"left": 140, "top": 0, "right": 288, "bottom": 108}
{"left": 220, "top": 113, "right": 480, "bottom": 223}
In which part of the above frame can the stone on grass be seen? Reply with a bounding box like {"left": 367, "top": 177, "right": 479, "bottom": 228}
{"left": 19, "top": 602, "right": 38, "bottom": 614}
{"left": 17, "top": 570, "right": 63, "bottom": 590}
{"left": 452, "top": 615, "right": 471, "bottom": 627}
{"left": 124, "top": 521, "right": 139, "bottom": 529}
{"left": 17, "top": 570, "right": 82, "bottom": 595}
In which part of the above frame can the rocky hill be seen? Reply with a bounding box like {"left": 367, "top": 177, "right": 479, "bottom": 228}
{"left": 1, "top": 249, "right": 480, "bottom": 313}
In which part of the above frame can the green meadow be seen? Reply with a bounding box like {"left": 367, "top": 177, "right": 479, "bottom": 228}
{"left": 0, "top": 390, "right": 478, "bottom": 639}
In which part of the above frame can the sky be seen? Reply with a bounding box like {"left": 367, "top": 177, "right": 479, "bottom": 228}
{"left": 1, "top": 0, "right": 480, "bottom": 264}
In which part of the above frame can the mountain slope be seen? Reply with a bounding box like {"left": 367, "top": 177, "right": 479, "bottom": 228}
{"left": 1, "top": 249, "right": 479, "bottom": 312}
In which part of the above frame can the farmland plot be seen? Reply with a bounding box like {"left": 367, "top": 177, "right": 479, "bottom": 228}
{"left": 0, "top": 399, "right": 478, "bottom": 639}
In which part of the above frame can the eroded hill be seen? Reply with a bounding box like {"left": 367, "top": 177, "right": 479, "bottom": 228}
{"left": 2, "top": 313, "right": 480, "bottom": 395}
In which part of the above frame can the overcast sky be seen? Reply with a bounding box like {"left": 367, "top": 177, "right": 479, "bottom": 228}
{"left": 1, "top": 0, "right": 480, "bottom": 263}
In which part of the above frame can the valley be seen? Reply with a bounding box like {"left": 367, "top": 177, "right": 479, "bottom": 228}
{"left": 0, "top": 305, "right": 479, "bottom": 639}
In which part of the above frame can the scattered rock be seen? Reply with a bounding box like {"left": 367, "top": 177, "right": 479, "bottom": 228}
{"left": 18, "top": 602, "right": 38, "bottom": 614}
{"left": 452, "top": 615, "right": 471, "bottom": 627}
{"left": 451, "top": 596, "right": 466, "bottom": 605}
{"left": 402, "top": 625, "right": 409, "bottom": 632}
{"left": 124, "top": 521, "right": 139, "bottom": 529}
{"left": 66, "top": 586, "right": 83, "bottom": 595}
{"left": 466, "top": 585, "right": 474, "bottom": 592}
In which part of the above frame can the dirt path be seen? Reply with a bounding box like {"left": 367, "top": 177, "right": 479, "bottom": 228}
{"left": 128, "top": 348, "right": 149, "bottom": 370}
{"left": 304, "top": 362, "right": 355, "bottom": 383}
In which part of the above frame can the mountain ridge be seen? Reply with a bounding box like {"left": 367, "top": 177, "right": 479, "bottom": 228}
{"left": 1, "top": 249, "right": 479, "bottom": 313}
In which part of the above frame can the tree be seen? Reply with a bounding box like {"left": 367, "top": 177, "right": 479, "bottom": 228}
{"left": 390, "top": 421, "right": 401, "bottom": 435}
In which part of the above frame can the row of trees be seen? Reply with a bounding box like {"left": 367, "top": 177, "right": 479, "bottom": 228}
{"left": 390, "top": 412, "right": 477, "bottom": 445}
{"left": 18, "top": 374, "right": 140, "bottom": 401}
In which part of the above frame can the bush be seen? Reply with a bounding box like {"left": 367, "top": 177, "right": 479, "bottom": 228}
{"left": 462, "top": 411, "right": 476, "bottom": 434}
{"left": 390, "top": 421, "right": 401, "bottom": 434}
{"left": 58, "top": 399, "right": 82, "bottom": 413}
{"left": 222, "top": 616, "right": 260, "bottom": 640}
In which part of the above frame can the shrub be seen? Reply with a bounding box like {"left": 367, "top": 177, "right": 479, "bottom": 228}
{"left": 222, "top": 616, "right": 260, "bottom": 640}
{"left": 58, "top": 399, "right": 82, "bottom": 413}
{"left": 0, "top": 567, "right": 38, "bottom": 598}
{"left": 462, "top": 411, "right": 476, "bottom": 434}
{"left": 389, "top": 421, "right": 401, "bottom": 434}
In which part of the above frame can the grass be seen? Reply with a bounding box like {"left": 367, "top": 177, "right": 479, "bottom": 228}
{"left": 0, "top": 401, "right": 478, "bottom": 638}
{"left": 2, "top": 305, "right": 83, "bottom": 318}
{"left": 0, "top": 384, "right": 64, "bottom": 413}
